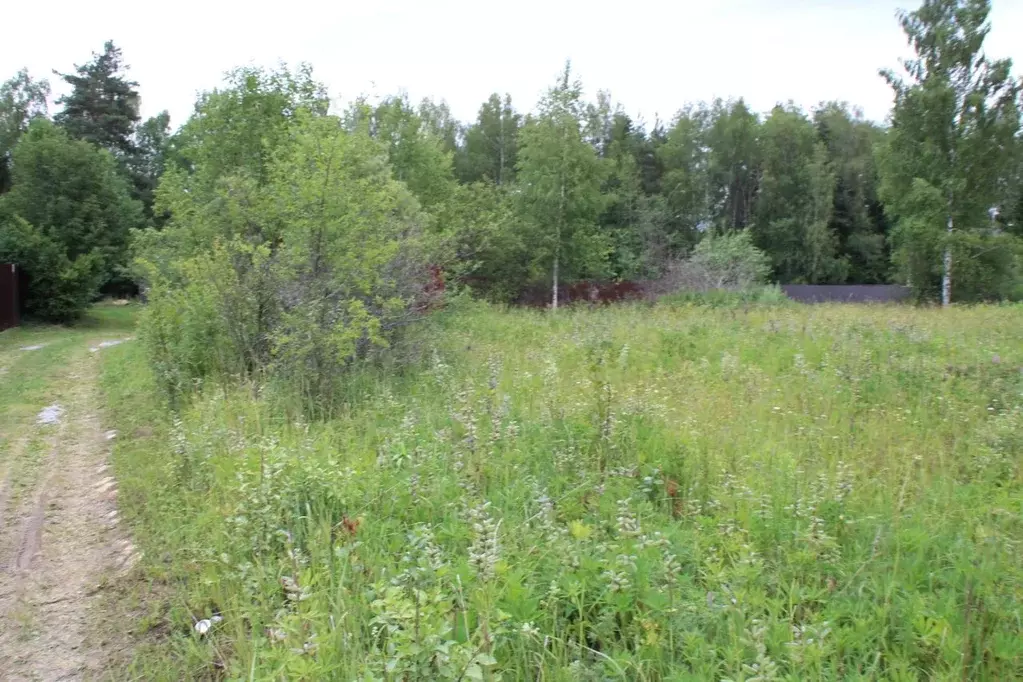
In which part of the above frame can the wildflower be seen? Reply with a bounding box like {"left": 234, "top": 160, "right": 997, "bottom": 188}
{"left": 520, "top": 621, "right": 540, "bottom": 638}
{"left": 835, "top": 460, "right": 854, "bottom": 503}
{"left": 602, "top": 569, "right": 631, "bottom": 592}
{"left": 291, "top": 633, "right": 318, "bottom": 656}
{"left": 639, "top": 530, "right": 669, "bottom": 549}
{"left": 615, "top": 499, "right": 641, "bottom": 538}
{"left": 281, "top": 575, "right": 310, "bottom": 602}
{"left": 662, "top": 552, "right": 682, "bottom": 588}
{"left": 468, "top": 502, "right": 501, "bottom": 582}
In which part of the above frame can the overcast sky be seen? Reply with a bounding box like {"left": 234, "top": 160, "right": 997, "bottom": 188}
{"left": 4, "top": 0, "right": 1023, "bottom": 131}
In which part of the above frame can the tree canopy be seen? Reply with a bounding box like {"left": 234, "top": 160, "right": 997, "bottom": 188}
{"left": 3, "top": 0, "right": 1023, "bottom": 327}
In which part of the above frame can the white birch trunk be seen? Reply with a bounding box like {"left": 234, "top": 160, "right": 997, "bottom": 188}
{"left": 942, "top": 213, "right": 952, "bottom": 307}
{"left": 552, "top": 251, "right": 559, "bottom": 309}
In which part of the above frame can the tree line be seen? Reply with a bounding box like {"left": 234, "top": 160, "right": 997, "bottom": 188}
{"left": 1, "top": 0, "right": 1022, "bottom": 326}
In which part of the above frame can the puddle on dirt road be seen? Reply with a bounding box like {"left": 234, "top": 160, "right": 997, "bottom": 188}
{"left": 88, "top": 338, "right": 134, "bottom": 353}
{"left": 37, "top": 404, "right": 64, "bottom": 425}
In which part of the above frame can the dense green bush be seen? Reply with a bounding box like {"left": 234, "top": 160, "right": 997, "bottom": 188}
{"left": 0, "top": 208, "right": 103, "bottom": 322}
{"left": 650, "top": 230, "right": 774, "bottom": 302}
{"left": 0, "top": 119, "right": 142, "bottom": 321}
{"left": 137, "top": 111, "right": 436, "bottom": 412}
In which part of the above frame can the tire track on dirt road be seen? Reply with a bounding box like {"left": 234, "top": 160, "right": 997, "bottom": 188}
{"left": 0, "top": 342, "right": 137, "bottom": 681}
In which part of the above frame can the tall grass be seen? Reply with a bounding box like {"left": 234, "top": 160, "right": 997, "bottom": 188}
{"left": 101, "top": 300, "right": 1023, "bottom": 680}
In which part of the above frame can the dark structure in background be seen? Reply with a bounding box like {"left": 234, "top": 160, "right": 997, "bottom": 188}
{"left": 781, "top": 284, "right": 912, "bottom": 303}
{"left": 515, "top": 280, "right": 646, "bottom": 307}
{"left": 1, "top": 264, "right": 20, "bottom": 330}
{"left": 512, "top": 281, "right": 915, "bottom": 307}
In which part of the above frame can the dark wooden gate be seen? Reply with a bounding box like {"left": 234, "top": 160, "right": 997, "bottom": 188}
{"left": 0, "top": 263, "right": 20, "bottom": 331}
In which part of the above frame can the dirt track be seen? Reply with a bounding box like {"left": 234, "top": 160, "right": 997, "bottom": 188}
{"left": 0, "top": 341, "right": 136, "bottom": 681}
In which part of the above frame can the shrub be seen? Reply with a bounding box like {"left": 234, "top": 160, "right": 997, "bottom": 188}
{"left": 0, "top": 118, "right": 142, "bottom": 308}
{"left": 137, "top": 114, "right": 437, "bottom": 412}
{"left": 649, "top": 230, "right": 772, "bottom": 297}
{"left": 0, "top": 208, "right": 103, "bottom": 322}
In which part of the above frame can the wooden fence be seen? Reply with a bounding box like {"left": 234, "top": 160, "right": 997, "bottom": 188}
{"left": 1, "top": 263, "right": 20, "bottom": 331}
{"left": 781, "top": 284, "right": 912, "bottom": 303}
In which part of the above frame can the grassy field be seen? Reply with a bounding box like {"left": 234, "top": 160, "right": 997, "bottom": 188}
{"left": 98, "top": 300, "right": 1023, "bottom": 680}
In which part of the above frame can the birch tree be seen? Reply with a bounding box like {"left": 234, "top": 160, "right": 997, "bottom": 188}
{"left": 879, "top": 0, "right": 1020, "bottom": 304}
{"left": 516, "top": 64, "right": 608, "bottom": 308}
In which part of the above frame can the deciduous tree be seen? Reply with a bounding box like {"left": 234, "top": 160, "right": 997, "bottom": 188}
{"left": 458, "top": 93, "right": 520, "bottom": 186}
{"left": 0, "top": 69, "right": 49, "bottom": 193}
{"left": 879, "top": 0, "right": 1021, "bottom": 303}
{"left": 516, "top": 64, "right": 609, "bottom": 308}
{"left": 0, "top": 119, "right": 142, "bottom": 315}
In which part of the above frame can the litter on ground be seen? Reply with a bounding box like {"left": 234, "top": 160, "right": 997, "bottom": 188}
{"left": 89, "top": 338, "right": 134, "bottom": 353}
{"left": 37, "top": 404, "right": 64, "bottom": 425}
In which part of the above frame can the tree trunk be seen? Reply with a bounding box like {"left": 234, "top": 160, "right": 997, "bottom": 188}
{"left": 942, "top": 213, "right": 952, "bottom": 307}
{"left": 552, "top": 251, "right": 559, "bottom": 309}
{"left": 553, "top": 180, "right": 565, "bottom": 310}
{"left": 498, "top": 110, "right": 505, "bottom": 187}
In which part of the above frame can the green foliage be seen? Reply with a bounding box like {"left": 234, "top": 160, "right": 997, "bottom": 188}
{"left": 658, "top": 105, "right": 711, "bottom": 253}
{"left": 706, "top": 99, "right": 761, "bottom": 231}
{"left": 0, "top": 119, "right": 142, "bottom": 309}
{"left": 349, "top": 95, "right": 457, "bottom": 214}
{"left": 586, "top": 96, "right": 666, "bottom": 279}
{"left": 445, "top": 182, "right": 529, "bottom": 302}
{"left": 173, "top": 64, "right": 328, "bottom": 193}
{"left": 138, "top": 108, "right": 435, "bottom": 412}
{"left": 54, "top": 41, "right": 140, "bottom": 158}
{"left": 0, "top": 68, "right": 49, "bottom": 193}
{"left": 756, "top": 105, "right": 846, "bottom": 283}
{"left": 417, "top": 97, "right": 461, "bottom": 156}
{"left": 516, "top": 64, "right": 610, "bottom": 306}
{"left": 652, "top": 229, "right": 773, "bottom": 300}
{"left": 658, "top": 284, "right": 788, "bottom": 307}
{"left": 129, "top": 111, "right": 172, "bottom": 225}
{"left": 879, "top": 0, "right": 1021, "bottom": 303}
{"left": 0, "top": 208, "right": 102, "bottom": 321}
{"left": 101, "top": 302, "right": 1023, "bottom": 679}
{"left": 458, "top": 93, "right": 520, "bottom": 186}
{"left": 946, "top": 230, "right": 1023, "bottom": 301}
{"left": 690, "top": 230, "right": 773, "bottom": 288}
{"left": 814, "top": 103, "right": 890, "bottom": 282}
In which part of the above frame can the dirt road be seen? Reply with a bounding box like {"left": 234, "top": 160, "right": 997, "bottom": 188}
{"left": 0, "top": 334, "right": 137, "bottom": 681}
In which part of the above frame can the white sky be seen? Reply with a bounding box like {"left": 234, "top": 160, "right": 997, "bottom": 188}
{"left": 3, "top": 0, "right": 1023, "bottom": 131}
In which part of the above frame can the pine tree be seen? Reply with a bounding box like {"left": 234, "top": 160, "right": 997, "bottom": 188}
{"left": 54, "top": 41, "right": 140, "bottom": 158}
